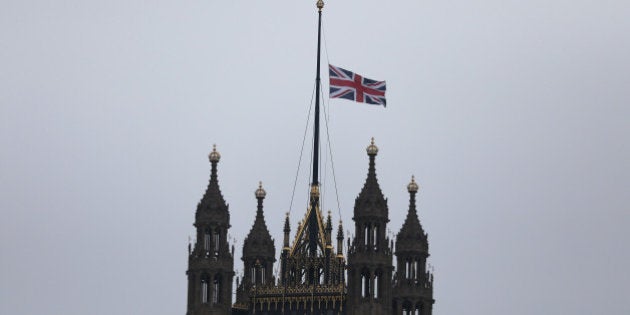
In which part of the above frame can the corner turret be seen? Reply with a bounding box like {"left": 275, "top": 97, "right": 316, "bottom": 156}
{"left": 242, "top": 182, "right": 276, "bottom": 286}
{"left": 347, "top": 138, "right": 393, "bottom": 315}
{"left": 395, "top": 176, "right": 428, "bottom": 254}
{"left": 186, "top": 145, "right": 234, "bottom": 315}
{"left": 392, "top": 176, "right": 434, "bottom": 315}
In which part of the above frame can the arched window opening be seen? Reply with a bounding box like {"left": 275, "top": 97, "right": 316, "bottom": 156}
{"left": 361, "top": 271, "right": 370, "bottom": 298}
{"left": 415, "top": 304, "right": 423, "bottom": 315}
{"left": 250, "top": 267, "right": 256, "bottom": 285}
{"left": 402, "top": 301, "right": 412, "bottom": 315}
{"left": 373, "top": 225, "right": 379, "bottom": 250}
{"left": 413, "top": 260, "right": 418, "bottom": 280}
{"left": 364, "top": 225, "right": 370, "bottom": 246}
{"left": 318, "top": 268, "right": 324, "bottom": 285}
{"left": 261, "top": 267, "right": 266, "bottom": 285}
{"left": 373, "top": 273, "right": 379, "bottom": 299}
{"left": 405, "top": 261, "right": 411, "bottom": 279}
{"left": 213, "top": 230, "right": 220, "bottom": 256}
{"left": 212, "top": 275, "right": 221, "bottom": 304}
{"left": 201, "top": 277, "right": 209, "bottom": 304}
{"left": 204, "top": 229, "right": 211, "bottom": 254}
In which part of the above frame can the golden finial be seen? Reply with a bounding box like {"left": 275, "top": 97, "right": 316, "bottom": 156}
{"left": 255, "top": 181, "right": 266, "bottom": 199}
{"left": 208, "top": 144, "right": 221, "bottom": 162}
{"left": 407, "top": 175, "right": 419, "bottom": 193}
{"left": 316, "top": 0, "right": 324, "bottom": 11}
{"left": 366, "top": 137, "right": 379, "bottom": 155}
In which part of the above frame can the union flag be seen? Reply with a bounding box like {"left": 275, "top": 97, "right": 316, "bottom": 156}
{"left": 329, "top": 64, "right": 386, "bottom": 107}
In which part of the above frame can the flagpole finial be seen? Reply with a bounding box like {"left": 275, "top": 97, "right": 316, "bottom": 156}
{"left": 316, "top": 0, "right": 324, "bottom": 11}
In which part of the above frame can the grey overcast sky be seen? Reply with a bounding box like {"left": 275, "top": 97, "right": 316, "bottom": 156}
{"left": 1, "top": 0, "right": 629, "bottom": 314}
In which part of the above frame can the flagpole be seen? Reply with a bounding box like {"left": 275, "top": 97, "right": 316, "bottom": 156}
{"left": 308, "top": 0, "right": 324, "bottom": 263}
{"left": 312, "top": 0, "right": 324, "bottom": 187}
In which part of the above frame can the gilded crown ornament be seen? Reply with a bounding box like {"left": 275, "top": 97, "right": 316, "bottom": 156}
{"left": 255, "top": 181, "right": 266, "bottom": 199}
{"left": 366, "top": 137, "right": 379, "bottom": 155}
{"left": 208, "top": 144, "right": 221, "bottom": 162}
{"left": 408, "top": 175, "right": 419, "bottom": 193}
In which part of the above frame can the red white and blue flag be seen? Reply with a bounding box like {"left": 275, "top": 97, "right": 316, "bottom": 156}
{"left": 328, "top": 64, "right": 386, "bottom": 107}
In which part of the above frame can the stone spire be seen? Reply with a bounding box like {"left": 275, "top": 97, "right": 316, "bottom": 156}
{"left": 243, "top": 182, "right": 276, "bottom": 260}
{"left": 355, "top": 137, "right": 387, "bottom": 219}
{"left": 396, "top": 176, "right": 428, "bottom": 253}
{"left": 196, "top": 144, "right": 229, "bottom": 224}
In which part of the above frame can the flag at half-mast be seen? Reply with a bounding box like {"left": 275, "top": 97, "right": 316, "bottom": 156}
{"left": 329, "top": 64, "right": 386, "bottom": 107}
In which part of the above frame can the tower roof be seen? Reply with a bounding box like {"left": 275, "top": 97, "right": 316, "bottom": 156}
{"left": 354, "top": 138, "right": 388, "bottom": 219}
{"left": 196, "top": 145, "right": 229, "bottom": 225}
{"left": 396, "top": 176, "right": 428, "bottom": 254}
{"left": 243, "top": 182, "right": 276, "bottom": 260}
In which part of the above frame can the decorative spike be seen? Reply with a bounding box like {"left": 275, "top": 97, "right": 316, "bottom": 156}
{"left": 326, "top": 210, "right": 333, "bottom": 231}
{"left": 337, "top": 220, "right": 344, "bottom": 240}
{"left": 325, "top": 210, "right": 333, "bottom": 246}
{"left": 336, "top": 220, "right": 344, "bottom": 256}
{"left": 283, "top": 212, "right": 290, "bottom": 232}
{"left": 283, "top": 213, "right": 291, "bottom": 248}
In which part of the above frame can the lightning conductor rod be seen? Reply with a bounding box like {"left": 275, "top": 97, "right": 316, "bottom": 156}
{"left": 308, "top": 0, "right": 325, "bottom": 261}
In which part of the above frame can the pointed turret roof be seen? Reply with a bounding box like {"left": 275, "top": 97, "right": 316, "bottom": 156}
{"left": 336, "top": 220, "right": 344, "bottom": 241}
{"left": 354, "top": 138, "right": 388, "bottom": 219}
{"left": 325, "top": 211, "right": 333, "bottom": 233}
{"left": 243, "top": 182, "right": 276, "bottom": 260}
{"left": 336, "top": 220, "right": 344, "bottom": 256}
{"left": 396, "top": 176, "right": 428, "bottom": 254}
{"left": 196, "top": 145, "right": 229, "bottom": 225}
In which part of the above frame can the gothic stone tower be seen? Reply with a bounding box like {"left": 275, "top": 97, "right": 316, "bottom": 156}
{"left": 392, "top": 177, "right": 434, "bottom": 315}
{"left": 234, "top": 182, "right": 276, "bottom": 308}
{"left": 184, "top": 140, "right": 436, "bottom": 314}
{"left": 347, "top": 138, "right": 394, "bottom": 315}
{"left": 186, "top": 145, "right": 235, "bottom": 315}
